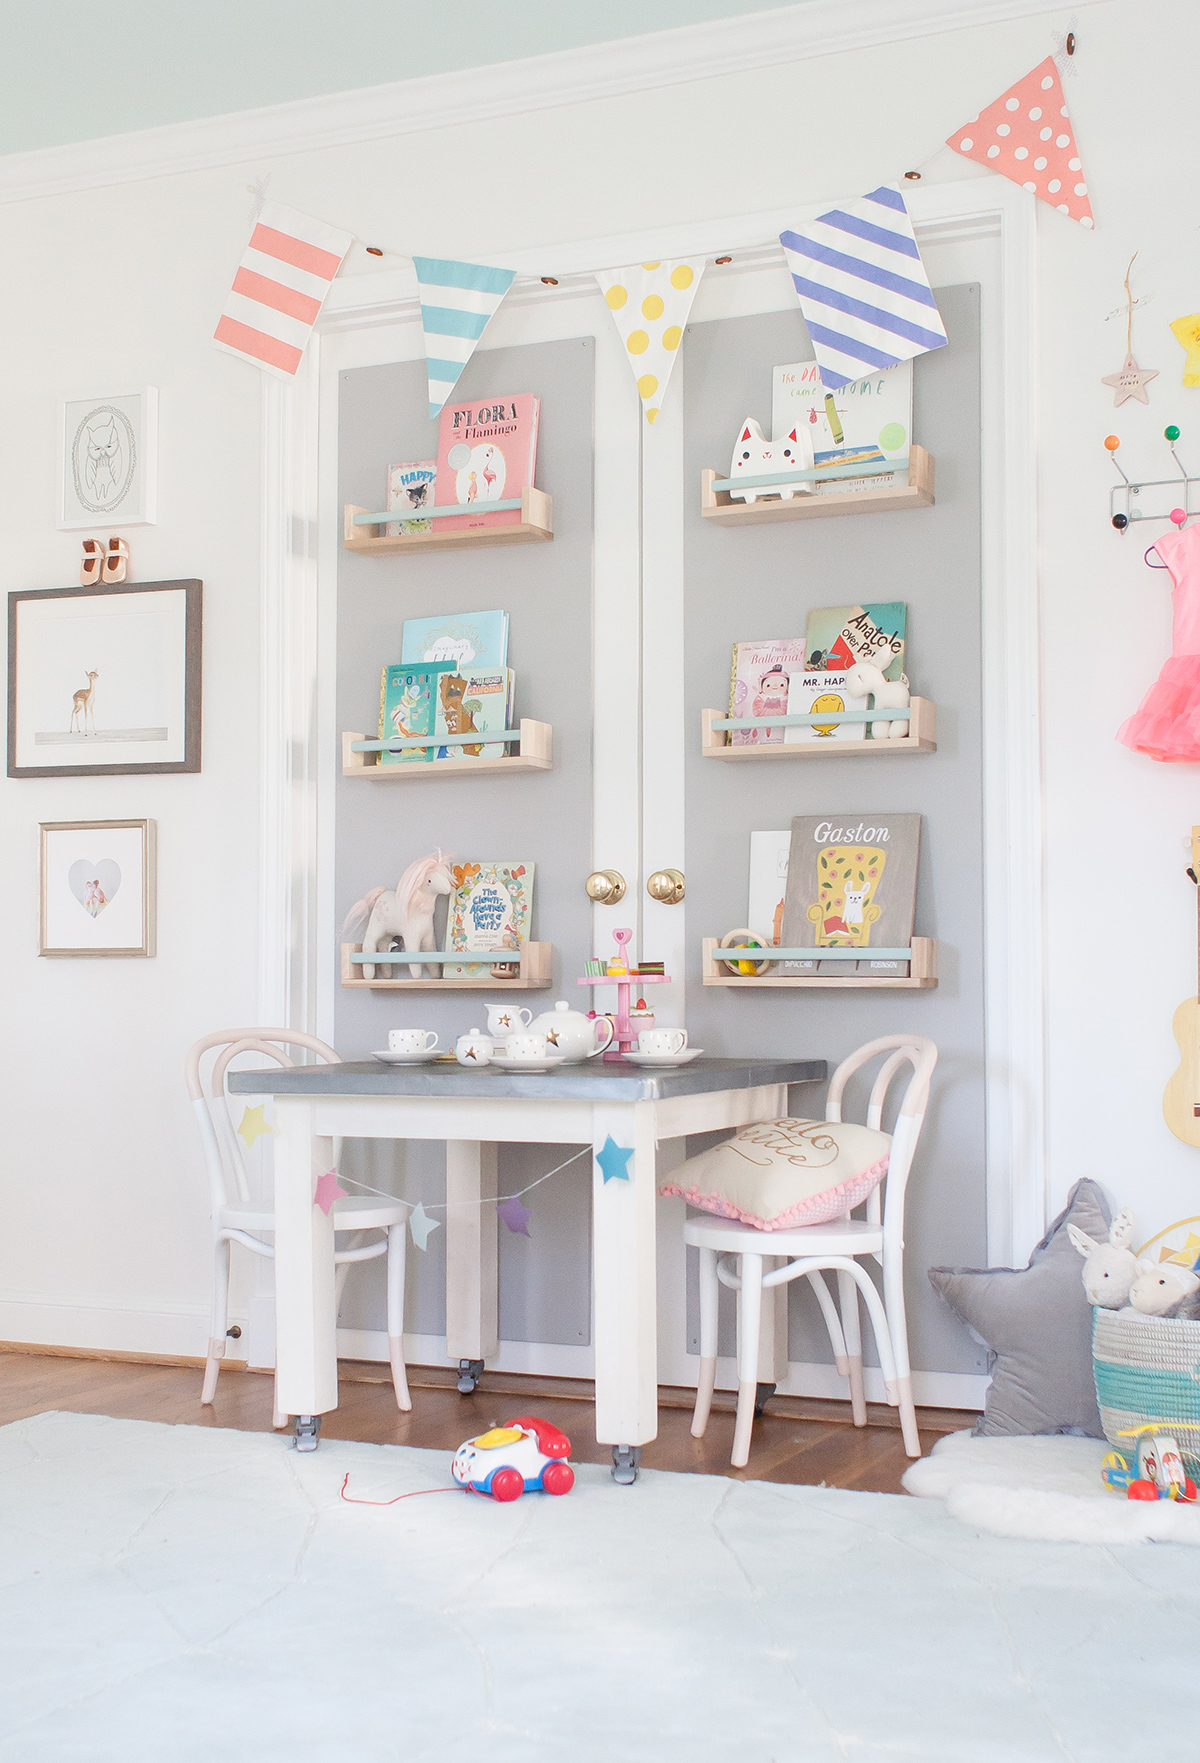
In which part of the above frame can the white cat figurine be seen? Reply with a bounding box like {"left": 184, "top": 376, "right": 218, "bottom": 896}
{"left": 728, "top": 418, "right": 814, "bottom": 504}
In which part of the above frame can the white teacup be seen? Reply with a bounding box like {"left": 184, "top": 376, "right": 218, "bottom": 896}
{"left": 388, "top": 1028, "right": 438, "bottom": 1055}
{"left": 505, "top": 1033, "right": 551, "bottom": 1061}
{"left": 638, "top": 1028, "right": 687, "bottom": 1055}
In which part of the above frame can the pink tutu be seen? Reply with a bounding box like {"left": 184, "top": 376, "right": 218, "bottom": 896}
{"left": 1119, "top": 525, "right": 1200, "bottom": 762}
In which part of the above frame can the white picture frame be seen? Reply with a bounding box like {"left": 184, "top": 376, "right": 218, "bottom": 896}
{"left": 58, "top": 386, "right": 158, "bottom": 529}
{"left": 39, "top": 819, "right": 157, "bottom": 958}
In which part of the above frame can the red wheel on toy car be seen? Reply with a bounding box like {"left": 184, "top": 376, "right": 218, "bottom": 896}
{"left": 541, "top": 1461, "right": 574, "bottom": 1496}
{"left": 489, "top": 1468, "right": 524, "bottom": 1502}
{"left": 1182, "top": 1478, "right": 1198, "bottom": 1502}
{"left": 1128, "top": 1479, "right": 1158, "bottom": 1501}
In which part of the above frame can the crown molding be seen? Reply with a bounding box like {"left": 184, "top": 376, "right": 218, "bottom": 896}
{"left": 0, "top": 0, "right": 1100, "bottom": 205}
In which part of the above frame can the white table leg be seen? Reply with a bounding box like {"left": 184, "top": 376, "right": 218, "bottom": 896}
{"left": 445, "top": 1140, "right": 498, "bottom": 1389}
{"left": 272, "top": 1098, "right": 338, "bottom": 1425}
{"left": 592, "top": 1102, "right": 658, "bottom": 1479}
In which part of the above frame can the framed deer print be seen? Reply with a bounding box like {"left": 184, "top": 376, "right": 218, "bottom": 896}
{"left": 39, "top": 819, "right": 156, "bottom": 957}
{"left": 58, "top": 387, "right": 157, "bottom": 528}
{"left": 7, "top": 579, "right": 201, "bottom": 777}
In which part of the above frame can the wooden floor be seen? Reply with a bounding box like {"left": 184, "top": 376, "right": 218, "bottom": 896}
{"left": 0, "top": 1350, "right": 970, "bottom": 1494}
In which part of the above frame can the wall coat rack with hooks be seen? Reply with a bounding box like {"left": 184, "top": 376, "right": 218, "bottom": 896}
{"left": 1107, "top": 428, "right": 1199, "bottom": 533}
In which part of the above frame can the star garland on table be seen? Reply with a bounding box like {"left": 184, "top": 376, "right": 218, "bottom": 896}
{"left": 330, "top": 1144, "right": 596, "bottom": 1249}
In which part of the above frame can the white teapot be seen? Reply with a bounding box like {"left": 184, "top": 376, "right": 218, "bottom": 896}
{"left": 527, "top": 1000, "right": 614, "bottom": 1061}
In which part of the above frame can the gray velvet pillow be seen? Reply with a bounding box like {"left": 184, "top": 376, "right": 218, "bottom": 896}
{"left": 928, "top": 1177, "right": 1111, "bottom": 1439}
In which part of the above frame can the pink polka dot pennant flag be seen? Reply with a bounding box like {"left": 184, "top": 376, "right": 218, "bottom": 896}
{"left": 947, "top": 56, "right": 1093, "bottom": 228}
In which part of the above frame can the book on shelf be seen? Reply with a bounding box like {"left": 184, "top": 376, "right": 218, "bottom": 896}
{"left": 401, "top": 610, "right": 509, "bottom": 672}
{"left": 385, "top": 460, "right": 437, "bottom": 536}
{"left": 727, "top": 638, "right": 807, "bottom": 746}
{"left": 772, "top": 360, "right": 912, "bottom": 492}
{"left": 804, "top": 603, "right": 907, "bottom": 683}
{"left": 436, "top": 395, "right": 540, "bottom": 532}
{"left": 784, "top": 668, "right": 869, "bottom": 744}
{"left": 778, "top": 814, "right": 920, "bottom": 976}
{"left": 377, "top": 661, "right": 459, "bottom": 765}
{"left": 747, "top": 830, "right": 791, "bottom": 946}
{"left": 445, "top": 862, "right": 535, "bottom": 978}
{"left": 431, "top": 666, "right": 515, "bottom": 760}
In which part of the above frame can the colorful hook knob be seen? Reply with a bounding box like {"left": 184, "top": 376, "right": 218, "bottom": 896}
{"left": 1166, "top": 426, "right": 1181, "bottom": 442}
{"left": 1104, "top": 435, "right": 1121, "bottom": 451}
{"left": 1112, "top": 513, "right": 1128, "bottom": 530}
{"left": 1171, "top": 508, "right": 1187, "bottom": 527}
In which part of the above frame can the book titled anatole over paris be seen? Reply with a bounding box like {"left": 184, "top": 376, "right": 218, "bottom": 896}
{"left": 436, "top": 395, "right": 539, "bottom": 532}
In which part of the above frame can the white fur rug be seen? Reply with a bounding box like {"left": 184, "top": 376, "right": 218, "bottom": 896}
{"left": 904, "top": 1430, "right": 1200, "bottom": 1544}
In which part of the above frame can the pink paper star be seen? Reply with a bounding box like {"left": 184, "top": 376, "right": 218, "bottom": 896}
{"left": 497, "top": 1193, "right": 533, "bottom": 1237}
{"left": 313, "top": 1169, "right": 347, "bottom": 1216}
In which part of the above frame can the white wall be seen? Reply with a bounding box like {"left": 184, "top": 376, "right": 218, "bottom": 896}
{"left": 2, "top": 0, "right": 1195, "bottom": 1361}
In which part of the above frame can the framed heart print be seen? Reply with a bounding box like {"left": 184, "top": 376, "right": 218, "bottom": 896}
{"left": 39, "top": 820, "right": 156, "bottom": 957}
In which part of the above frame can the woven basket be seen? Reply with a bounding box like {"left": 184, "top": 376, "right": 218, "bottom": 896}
{"left": 1093, "top": 1308, "right": 1200, "bottom": 1474}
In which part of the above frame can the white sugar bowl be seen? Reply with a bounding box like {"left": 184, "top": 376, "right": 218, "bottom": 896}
{"left": 528, "top": 999, "right": 615, "bottom": 1061}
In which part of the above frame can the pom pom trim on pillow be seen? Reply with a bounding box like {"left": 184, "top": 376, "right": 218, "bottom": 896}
{"left": 658, "top": 1118, "right": 890, "bottom": 1231}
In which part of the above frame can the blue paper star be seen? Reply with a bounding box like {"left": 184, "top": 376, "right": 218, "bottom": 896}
{"left": 596, "top": 1135, "right": 633, "bottom": 1184}
{"left": 408, "top": 1202, "right": 442, "bottom": 1252}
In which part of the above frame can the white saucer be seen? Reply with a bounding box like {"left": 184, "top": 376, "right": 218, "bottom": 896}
{"left": 488, "top": 1053, "right": 570, "bottom": 1074}
{"left": 621, "top": 1049, "right": 704, "bottom": 1067}
{"left": 371, "top": 1048, "right": 442, "bottom": 1065}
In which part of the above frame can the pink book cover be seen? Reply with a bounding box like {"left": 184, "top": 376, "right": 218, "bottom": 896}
{"left": 728, "top": 639, "right": 808, "bottom": 745}
{"left": 435, "top": 395, "right": 540, "bottom": 532}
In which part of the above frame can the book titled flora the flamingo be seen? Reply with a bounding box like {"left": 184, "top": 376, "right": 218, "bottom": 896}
{"left": 445, "top": 861, "right": 535, "bottom": 978}
{"left": 436, "top": 395, "right": 540, "bottom": 532}
{"left": 727, "top": 638, "right": 808, "bottom": 746}
{"left": 779, "top": 813, "right": 920, "bottom": 977}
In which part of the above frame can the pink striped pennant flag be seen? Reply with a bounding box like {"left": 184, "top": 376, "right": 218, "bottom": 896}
{"left": 214, "top": 201, "right": 354, "bottom": 378}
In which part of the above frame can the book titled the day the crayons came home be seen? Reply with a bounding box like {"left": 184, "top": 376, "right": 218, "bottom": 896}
{"left": 436, "top": 395, "right": 539, "bottom": 532}
{"left": 779, "top": 813, "right": 920, "bottom": 977}
{"left": 445, "top": 862, "right": 535, "bottom": 978}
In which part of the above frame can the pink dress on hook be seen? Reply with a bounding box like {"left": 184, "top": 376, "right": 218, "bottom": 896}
{"left": 1119, "top": 525, "right": 1200, "bottom": 762}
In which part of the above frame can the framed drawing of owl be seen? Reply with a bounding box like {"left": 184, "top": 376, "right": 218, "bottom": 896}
{"left": 57, "top": 387, "right": 158, "bottom": 529}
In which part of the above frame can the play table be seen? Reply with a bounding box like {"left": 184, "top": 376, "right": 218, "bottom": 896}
{"left": 228, "top": 1056, "right": 824, "bottom": 1479}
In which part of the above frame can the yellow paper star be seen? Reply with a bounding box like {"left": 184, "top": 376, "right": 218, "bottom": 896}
{"left": 1166, "top": 1232, "right": 1200, "bottom": 1268}
{"left": 237, "top": 1104, "right": 272, "bottom": 1149}
{"left": 1170, "top": 313, "right": 1200, "bottom": 387}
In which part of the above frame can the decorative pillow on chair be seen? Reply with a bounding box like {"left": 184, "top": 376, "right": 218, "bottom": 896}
{"left": 658, "top": 1118, "right": 890, "bottom": 1231}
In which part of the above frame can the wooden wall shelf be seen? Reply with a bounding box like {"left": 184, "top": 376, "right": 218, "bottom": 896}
{"left": 341, "top": 941, "right": 552, "bottom": 991}
{"left": 700, "top": 446, "right": 934, "bottom": 525}
{"left": 701, "top": 937, "right": 937, "bottom": 990}
{"left": 701, "top": 701, "right": 936, "bottom": 758}
{"left": 342, "top": 720, "right": 553, "bottom": 778}
{"left": 344, "top": 487, "right": 553, "bottom": 555}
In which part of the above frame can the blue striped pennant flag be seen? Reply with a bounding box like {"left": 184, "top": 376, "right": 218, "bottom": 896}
{"left": 412, "top": 257, "right": 517, "bottom": 417}
{"left": 780, "top": 186, "right": 947, "bottom": 390}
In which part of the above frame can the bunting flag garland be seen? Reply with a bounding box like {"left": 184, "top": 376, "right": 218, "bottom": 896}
{"left": 595, "top": 259, "right": 706, "bottom": 423}
{"left": 214, "top": 201, "right": 353, "bottom": 379}
{"left": 497, "top": 1194, "right": 533, "bottom": 1237}
{"left": 408, "top": 1202, "right": 442, "bottom": 1252}
{"left": 313, "top": 1169, "right": 347, "bottom": 1217}
{"left": 946, "top": 57, "right": 1093, "bottom": 228}
{"left": 779, "top": 187, "right": 947, "bottom": 391}
{"left": 412, "top": 257, "right": 517, "bottom": 418}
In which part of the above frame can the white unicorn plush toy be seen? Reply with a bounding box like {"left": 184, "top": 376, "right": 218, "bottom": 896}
{"left": 844, "top": 660, "right": 912, "bottom": 740}
{"left": 1067, "top": 1209, "right": 1138, "bottom": 1309}
{"left": 343, "top": 850, "right": 455, "bottom": 980}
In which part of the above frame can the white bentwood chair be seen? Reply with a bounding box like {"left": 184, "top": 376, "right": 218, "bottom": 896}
{"left": 686, "top": 1034, "right": 937, "bottom": 1467}
{"left": 185, "top": 1030, "right": 412, "bottom": 1421}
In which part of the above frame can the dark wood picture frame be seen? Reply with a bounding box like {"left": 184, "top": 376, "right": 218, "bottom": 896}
{"left": 7, "top": 578, "right": 202, "bottom": 778}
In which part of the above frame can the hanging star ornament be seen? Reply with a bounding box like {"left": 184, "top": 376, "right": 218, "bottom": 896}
{"left": 409, "top": 1202, "right": 442, "bottom": 1252}
{"left": 497, "top": 1193, "right": 533, "bottom": 1237}
{"left": 313, "top": 1169, "right": 346, "bottom": 1216}
{"left": 1103, "top": 254, "right": 1157, "bottom": 405}
{"left": 237, "top": 1104, "right": 272, "bottom": 1149}
{"left": 596, "top": 1135, "right": 634, "bottom": 1184}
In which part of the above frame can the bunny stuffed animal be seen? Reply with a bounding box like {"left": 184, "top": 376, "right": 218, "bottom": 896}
{"left": 1067, "top": 1209, "right": 1138, "bottom": 1309}
{"left": 1128, "top": 1259, "right": 1200, "bottom": 1319}
{"left": 844, "top": 660, "right": 912, "bottom": 740}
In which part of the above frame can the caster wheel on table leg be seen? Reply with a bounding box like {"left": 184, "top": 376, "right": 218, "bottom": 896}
{"left": 754, "top": 1381, "right": 776, "bottom": 1418}
{"left": 611, "top": 1445, "right": 641, "bottom": 1485}
{"left": 293, "top": 1414, "right": 321, "bottom": 1452}
{"left": 456, "top": 1358, "right": 485, "bottom": 1394}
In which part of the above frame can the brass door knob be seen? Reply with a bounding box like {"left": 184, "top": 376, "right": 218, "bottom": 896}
{"left": 646, "top": 868, "right": 685, "bottom": 905}
{"left": 586, "top": 869, "right": 627, "bottom": 905}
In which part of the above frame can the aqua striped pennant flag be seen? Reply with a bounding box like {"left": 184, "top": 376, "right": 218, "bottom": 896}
{"left": 780, "top": 186, "right": 947, "bottom": 390}
{"left": 413, "top": 257, "right": 517, "bottom": 418}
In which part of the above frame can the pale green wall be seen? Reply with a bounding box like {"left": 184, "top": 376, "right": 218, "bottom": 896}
{"left": 1, "top": 0, "right": 803, "bottom": 155}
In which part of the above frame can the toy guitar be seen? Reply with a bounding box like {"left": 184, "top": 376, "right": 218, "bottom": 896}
{"left": 1163, "top": 826, "right": 1200, "bottom": 1147}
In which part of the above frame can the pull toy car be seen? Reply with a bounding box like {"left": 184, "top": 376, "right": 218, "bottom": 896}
{"left": 452, "top": 1415, "right": 575, "bottom": 1501}
{"left": 1101, "top": 1424, "right": 1198, "bottom": 1502}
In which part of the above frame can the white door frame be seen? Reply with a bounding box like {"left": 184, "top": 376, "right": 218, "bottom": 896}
{"left": 257, "top": 178, "right": 1043, "bottom": 1338}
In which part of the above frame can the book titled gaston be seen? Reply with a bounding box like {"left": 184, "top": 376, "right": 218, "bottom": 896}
{"left": 436, "top": 395, "right": 540, "bottom": 532}
{"left": 445, "top": 861, "right": 535, "bottom": 978}
{"left": 778, "top": 814, "right": 920, "bottom": 977}
{"left": 377, "top": 660, "right": 458, "bottom": 765}
{"left": 727, "top": 638, "right": 807, "bottom": 746}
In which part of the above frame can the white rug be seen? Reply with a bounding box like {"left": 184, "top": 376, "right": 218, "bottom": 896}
{"left": 2, "top": 1413, "right": 1200, "bottom": 1762}
{"left": 904, "top": 1429, "right": 1200, "bottom": 1545}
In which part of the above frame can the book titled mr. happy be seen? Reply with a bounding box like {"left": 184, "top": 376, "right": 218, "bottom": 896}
{"left": 435, "top": 395, "right": 540, "bottom": 532}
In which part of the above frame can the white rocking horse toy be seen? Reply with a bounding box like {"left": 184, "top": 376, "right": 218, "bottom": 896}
{"left": 343, "top": 850, "right": 455, "bottom": 979}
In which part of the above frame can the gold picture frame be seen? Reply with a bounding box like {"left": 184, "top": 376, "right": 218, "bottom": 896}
{"left": 38, "top": 819, "right": 156, "bottom": 957}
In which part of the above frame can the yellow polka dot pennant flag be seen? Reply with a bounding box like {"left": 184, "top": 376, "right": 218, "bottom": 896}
{"left": 594, "top": 259, "right": 706, "bottom": 424}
